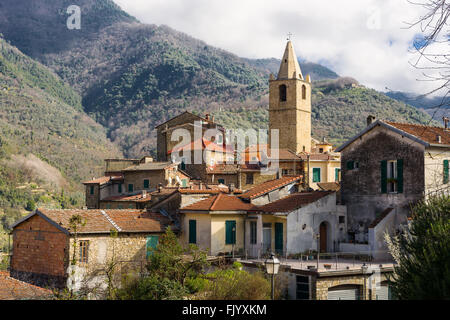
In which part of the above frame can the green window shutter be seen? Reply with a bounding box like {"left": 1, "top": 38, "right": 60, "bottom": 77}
{"left": 128, "top": 184, "right": 133, "bottom": 192}
{"left": 118, "top": 184, "right": 122, "bottom": 193}
{"left": 146, "top": 236, "right": 159, "bottom": 258}
{"left": 225, "top": 220, "right": 236, "bottom": 245}
{"left": 182, "top": 179, "right": 188, "bottom": 187}
{"left": 381, "top": 160, "right": 387, "bottom": 194}
{"left": 397, "top": 159, "right": 404, "bottom": 193}
{"left": 444, "top": 160, "right": 449, "bottom": 184}
{"left": 346, "top": 161, "right": 354, "bottom": 170}
{"left": 189, "top": 220, "right": 197, "bottom": 244}
{"left": 313, "top": 168, "right": 321, "bottom": 182}
{"left": 218, "top": 179, "right": 225, "bottom": 184}
{"left": 143, "top": 179, "right": 150, "bottom": 189}
{"left": 90, "top": 186, "right": 94, "bottom": 195}
{"left": 335, "top": 168, "right": 340, "bottom": 182}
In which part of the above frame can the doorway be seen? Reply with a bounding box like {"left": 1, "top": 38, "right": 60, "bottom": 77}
{"left": 319, "top": 222, "right": 327, "bottom": 253}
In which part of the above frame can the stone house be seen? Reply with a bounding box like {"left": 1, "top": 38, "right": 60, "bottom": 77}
{"left": 10, "top": 208, "right": 175, "bottom": 289}
{"left": 336, "top": 118, "right": 450, "bottom": 257}
{"left": 240, "top": 260, "right": 394, "bottom": 300}
{"left": 156, "top": 111, "right": 225, "bottom": 162}
{"left": 83, "top": 161, "right": 190, "bottom": 209}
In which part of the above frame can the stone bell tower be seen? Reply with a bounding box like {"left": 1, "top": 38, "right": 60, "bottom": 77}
{"left": 269, "top": 40, "right": 312, "bottom": 154}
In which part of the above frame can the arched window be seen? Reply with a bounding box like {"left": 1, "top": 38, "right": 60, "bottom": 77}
{"left": 279, "top": 85, "right": 287, "bottom": 102}
{"left": 302, "top": 85, "right": 306, "bottom": 100}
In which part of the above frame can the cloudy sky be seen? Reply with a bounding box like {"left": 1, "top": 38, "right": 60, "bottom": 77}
{"left": 114, "top": 0, "right": 446, "bottom": 95}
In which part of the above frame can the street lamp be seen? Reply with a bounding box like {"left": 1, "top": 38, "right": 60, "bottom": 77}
{"left": 265, "top": 252, "right": 280, "bottom": 300}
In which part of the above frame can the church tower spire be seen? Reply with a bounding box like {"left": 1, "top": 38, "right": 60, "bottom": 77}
{"left": 277, "top": 41, "right": 303, "bottom": 80}
{"left": 269, "top": 40, "right": 312, "bottom": 154}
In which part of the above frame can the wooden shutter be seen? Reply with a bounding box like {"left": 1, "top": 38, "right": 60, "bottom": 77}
{"left": 128, "top": 184, "right": 133, "bottom": 192}
{"left": 146, "top": 236, "right": 159, "bottom": 258}
{"left": 275, "top": 223, "right": 283, "bottom": 254}
{"left": 346, "top": 161, "right": 354, "bottom": 170}
{"left": 313, "top": 168, "right": 321, "bottom": 182}
{"left": 444, "top": 160, "right": 449, "bottom": 184}
{"left": 381, "top": 160, "right": 387, "bottom": 194}
{"left": 144, "top": 179, "right": 150, "bottom": 189}
{"left": 397, "top": 159, "right": 403, "bottom": 193}
{"left": 189, "top": 220, "right": 197, "bottom": 244}
{"left": 225, "top": 220, "right": 236, "bottom": 244}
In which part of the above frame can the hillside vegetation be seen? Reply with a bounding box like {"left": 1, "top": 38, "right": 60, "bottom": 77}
{"left": 0, "top": 0, "right": 439, "bottom": 158}
{"left": 0, "top": 37, "right": 121, "bottom": 249}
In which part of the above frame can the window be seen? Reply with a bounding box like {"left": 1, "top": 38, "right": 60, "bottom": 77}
{"left": 312, "top": 168, "right": 321, "bottom": 183}
{"left": 118, "top": 184, "right": 122, "bottom": 193}
{"left": 250, "top": 221, "right": 257, "bottom": 245}
{"left": 339, "top": 216, "right": 345, "bottom": 224}
{"left": 90, "top": 186, "right": 94, "bottom": 195}
{"left": 79, "top": 240, "right": 89, "bottom": 263}
{"left": 128, "top": 184, "right": 133, "bottom": 192}
{"left": 180, "top": 158, "right": 186, "bottom": 170}
{"left": 319, "top": 148, "right": 324, "bottom": 153}
{"left": 302, "top": 85, "right": 306, "bottom": 100}
{"left": 346, "top": 161, "right": 359, "bottom": 170}
{"left": 444, "top": 160, "right": 449, "bottom": 184}
{"left": 225, "top": 221, "right": 236, "bottom": 245}
{"left": 296, "top": 275, "right": 309, "bottom": 300}
{"left": 279, "top": 85, "right": 287, "bottom": 102}
{"left": 246, "top": 173, "right": 254, "bottom": 185}
{"left": 218, "top": 178, "right": 225, "bottom": 184}
{"left": 387, "top": 160, "right": 398, "bottom": 193}
{"left": 335, "top": 168, "right": 341, "bottom": 182}
{"left": 282, "top": 169, "right": 289, "bottom": 175}
{"left": 182, "top": 179, "right": 188, "bottom": 187}
{"left": 381, "top": 159, "right": 403, "bottom": 194}
{"left": 143, "top": 179, "right": 150, "bottom": 189}
{"left": 189, "top": 220, "right": 197, "bottom": 244}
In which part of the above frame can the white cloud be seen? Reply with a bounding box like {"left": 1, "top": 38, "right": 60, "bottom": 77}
{"left": 113, "top": 0, "right": 447, "bottom": 95}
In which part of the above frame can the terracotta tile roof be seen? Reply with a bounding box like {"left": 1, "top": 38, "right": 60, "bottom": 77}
{"left": 254, "top": 191, "right": 334, "bottom": 213}
{"left": 83, "top": 175, "right": 123, "bottom": 185}
{"left": 239, "top": 175, "right": 302, "bottom": 200}
{"left": 168, "top": 138, "right": 234, "bottom": 154}
{"left": 181, "top": 193, "right": 256, "bottom": 212}
{"left": 14, "top": 209, "right": 174, "bottom": 234}
{"left": 0, "top": 271, "right": 53, "bottom": 300}
{"left": 242, "top": 145, "right": 302, "bottom": 161}
{"left": 101, "top": 193, "right": 152, "bottom": 203}
{"left": 104, "top": 210, "right": 175, "bottom": 233}
{"left": 317, "top": 182, "right": 341, "bottom": 191}
{"left": 368, "top": 208, "right": 394, "bottom": 228}
{"left": 386, "top": 121, "right": 450, "bottom": 145}
{"left": 298, "top": 153, "right": 338, "bottom": 161}
{"left": 123, "top": 162, "right": 173, "bottom": 171}
{"left": 267, "top": 149, "right": 302, "bottom": 161}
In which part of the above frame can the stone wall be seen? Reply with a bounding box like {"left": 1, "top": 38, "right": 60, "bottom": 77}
{"left": 340, "top": 126, "right": 425, "bottom": 237}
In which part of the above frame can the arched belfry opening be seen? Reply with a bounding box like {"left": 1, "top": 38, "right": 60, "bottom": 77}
{"left": 279, "top": 84, "right": 287, "bottom": 102}
{"left": 302, "top": 85, "right": 306, "bottom": 100}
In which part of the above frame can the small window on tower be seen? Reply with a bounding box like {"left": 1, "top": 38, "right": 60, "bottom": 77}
{"left": 279, "top": 85, "right": 287, "bottom": 102}
{"left": 302, "top": 85, "right": 306, "bottom": 100}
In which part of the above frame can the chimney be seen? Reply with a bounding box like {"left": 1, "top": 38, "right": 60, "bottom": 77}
{"left": 443, "top": 117, "right": 449, "bottom": 131}
{"left": 158, "top": 183, "right": 163, "bottom": 193}
{"left": 437, "top": 135, "right": 442, "bottom": 143}
{"left": 205, "top": 114, "right": 210, "bottom": 121}
{"left": 367, "top": 115, "right": 376, "bottom": 126}
{"left": 211, "top": 115, "right": 215, "bottom": 122}
{"left": 142, "top": 190, "right": 147, "bottom": 198}
{"left": 228, "top": 183, "right": 235, "bottom": 193}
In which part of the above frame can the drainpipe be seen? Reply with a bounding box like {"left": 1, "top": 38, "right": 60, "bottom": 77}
{"left": 307, "top": 154, "right": 311, "bottom": 189}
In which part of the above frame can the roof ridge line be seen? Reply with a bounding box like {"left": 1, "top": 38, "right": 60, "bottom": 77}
{"left": 100, "top": 210, "right": 122, "bottom": 232}
{"left": 210, "top": 194, "right": 222, "bottom": 211}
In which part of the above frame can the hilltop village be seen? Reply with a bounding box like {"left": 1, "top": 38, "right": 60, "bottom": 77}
{"left": 6, "top": 41, "right": 450, "bottom": 300}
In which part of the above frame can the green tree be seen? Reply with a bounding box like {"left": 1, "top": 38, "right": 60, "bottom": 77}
{"left": 386, "top": 194, "right": 450, "bottom": 299}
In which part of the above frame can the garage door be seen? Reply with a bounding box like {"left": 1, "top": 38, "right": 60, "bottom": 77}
{"left": 327, "top": 285, "right": 361, "bottom": 300}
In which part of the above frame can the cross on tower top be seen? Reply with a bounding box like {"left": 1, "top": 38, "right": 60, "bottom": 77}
{"left": 287, "top": 32, "right": 293, "bottom": 41}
